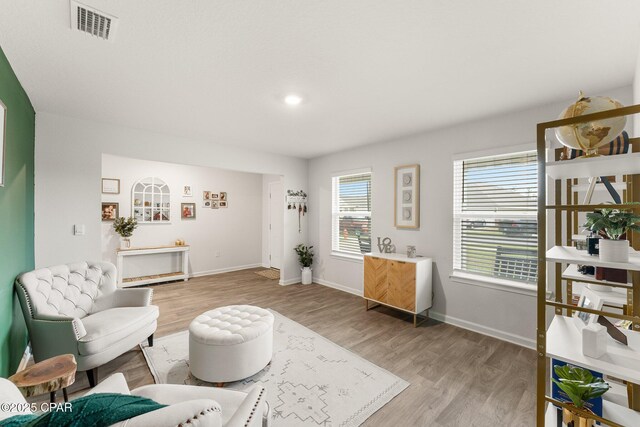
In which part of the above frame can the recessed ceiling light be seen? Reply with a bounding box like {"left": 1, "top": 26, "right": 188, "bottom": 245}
{"left": 284, "top": 94, "right": 303, "bottom": 106}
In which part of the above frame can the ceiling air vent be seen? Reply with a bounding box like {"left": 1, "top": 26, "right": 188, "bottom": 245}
{"left": 70, "top": 1, "right": 119, "bottom": 41}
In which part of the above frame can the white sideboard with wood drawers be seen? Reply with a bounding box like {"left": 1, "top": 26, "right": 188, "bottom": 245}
{"left": 363, "top": 252, "right": 433, "bottom": 326}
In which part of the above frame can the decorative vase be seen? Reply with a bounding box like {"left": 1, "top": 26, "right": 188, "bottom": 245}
{"left": 301, "top": 267, "right": 312, "bottom": 285}
{"left": 562, "top": 407, "right": 595, "bottom": 427}
{"left": 121, "top": 237, "right": 131, "bottom": 249}
{"left": 599, "top": 239, "right": 629, "bottom": 263}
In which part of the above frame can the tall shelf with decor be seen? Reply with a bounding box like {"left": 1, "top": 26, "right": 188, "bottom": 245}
{"left": 537, "top": 104, "right": 640, "bottom": 427}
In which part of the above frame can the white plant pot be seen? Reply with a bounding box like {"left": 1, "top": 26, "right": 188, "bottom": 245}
{"left": 121, "top": 237, "right": 131, "bottom": 249}
{"left": 301, "top": 267, "right": 312, "bottom": 285}
{"left": 598, "top": 239, "right": 629, "bottom": 263}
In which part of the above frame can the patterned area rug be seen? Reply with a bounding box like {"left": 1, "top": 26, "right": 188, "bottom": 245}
{"left": 254, "top": 268, "right": 280, "bottom": 280}
{"left": 140, "top": 310, "right": 408, "bottom": 426}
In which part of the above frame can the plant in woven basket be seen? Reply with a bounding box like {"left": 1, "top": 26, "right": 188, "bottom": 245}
{"left": 113, "top": 216, "right": 138, "bottom": 238}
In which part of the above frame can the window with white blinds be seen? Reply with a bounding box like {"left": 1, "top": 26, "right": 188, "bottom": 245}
{"left": 332, "top": 171, "right": 372, "bottom": 256}
{"left": 453, "top": 151, "right": 538, "bottom": 284}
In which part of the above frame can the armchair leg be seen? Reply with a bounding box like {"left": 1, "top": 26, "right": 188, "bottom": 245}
{"left": 148, "top": 334, "right": 154, "bottom": 347}
{"left": 86, "top": 367, "right": 98, "bottom": 388}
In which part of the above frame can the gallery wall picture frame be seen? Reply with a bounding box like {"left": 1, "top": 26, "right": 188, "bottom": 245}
{"left": 211, "top": 193, "right": 219, "bottom": 200}
{"left": 181, "top": 203, "right": 196, "bottom": 219}
{"left": 220, "top": 192, "right": 227, "bottom": 201}
{"left": 183, "top": 185, "right": 193, "bottom": 197}
{"left": 101, "top": 178, "right": 120, "bottom": 194}
{"left": 0, "top": 99, "right": 6, "bottom": 187}
{"left": 211, "top": 201, "right": 219, "bottom": 209}
{"left": 203, "top": 200, "right": 212, "bottom": 208}
{"left": 101, "top": 202, "right": 119, "bottom": 221}
{"left": 394, "top": 164, "right": 420, "bottom": 229}
{"left": 219, "top": 201, "right": 228, "bottom": 208}
{"left": 203, "top": 191, "right": 211, "bottom": 200}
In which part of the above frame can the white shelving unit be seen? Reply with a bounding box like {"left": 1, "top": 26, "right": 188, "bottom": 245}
{"left": 546, "top": 246, "right": 640, "bottom": 271}
{"left": 562, "top": 264, "right": 631, "bottom": 288}
{"left": 546, "top": 152, "right": 640, "bottom": 180}
{"left": 536, "top": 106, "right": 640, "bottom": 427}
{"left": 545, "top": 400, "right": 640, "bottom": 427}
{"left": 546, "top": 315, "right": 640, "bottom": 384}
{"left": 570, "top": 182, "right": 627, "bottom": 193}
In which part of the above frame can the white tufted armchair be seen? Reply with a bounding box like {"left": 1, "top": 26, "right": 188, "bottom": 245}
{"left": 15, "top": 262, "right": 159, "bottom": 387}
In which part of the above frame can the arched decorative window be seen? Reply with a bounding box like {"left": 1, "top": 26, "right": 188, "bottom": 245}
{"left": 132, "top": 177, "right": 171, "bottom": 223}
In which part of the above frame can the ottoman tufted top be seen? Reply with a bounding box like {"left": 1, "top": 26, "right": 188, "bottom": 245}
{"left": 189, "top": 305, "right": 274, "bottom": 345}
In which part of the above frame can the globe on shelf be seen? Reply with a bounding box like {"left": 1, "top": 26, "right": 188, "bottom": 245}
{"left": 555, "top": 91, "right": 626, "bottom": 158}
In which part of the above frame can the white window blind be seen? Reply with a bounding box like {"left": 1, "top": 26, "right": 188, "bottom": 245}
{"left": 332, "top": 171, "right": 372, "bottom": 256}
{"left": 453, "top": 151, "right": 538, "bottom": 283}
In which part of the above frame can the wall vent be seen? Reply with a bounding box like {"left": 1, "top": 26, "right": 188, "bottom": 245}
{"left": 70, "top": 1, "right": 119, "bottom": 41}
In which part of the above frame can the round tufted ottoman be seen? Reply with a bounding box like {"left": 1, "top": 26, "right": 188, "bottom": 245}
{"left": 189, "top": 305, "right": 274, "bottom": 383}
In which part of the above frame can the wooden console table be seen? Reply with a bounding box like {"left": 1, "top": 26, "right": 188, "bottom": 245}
{"left": 116, "top": 245, "right": 190, "bottom": 287}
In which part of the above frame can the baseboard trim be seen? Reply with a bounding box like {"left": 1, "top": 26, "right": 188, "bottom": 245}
{"left": 190, "top": 264, "right": 263, "bottom": 278}
{"left": 280, "top": 277, "right": 300, "bottom": 286}
{"left": 310, "top": 278, "right": 535, "bottom": 350}
{"left": 313, "top": 277, "right": 362, "bottom": 297}
{"left": 429, "top": 311, "right": 535, "bottom": 350}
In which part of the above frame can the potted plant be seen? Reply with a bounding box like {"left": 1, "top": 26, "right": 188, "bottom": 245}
{"left": 113, "top": 216, "right": 138, "bottom": 249}
{"left": 552, "top": 364, "right": 609, "bottom": 427}
{"left": 583, "top": 207, "right": 640, "bottom": 263}
{"left": 294, "top": 244, "right": 314, "bottom": 285}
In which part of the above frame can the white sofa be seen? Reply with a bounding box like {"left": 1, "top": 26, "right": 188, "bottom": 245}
{"left": 0, "top": 373, "right": 270, "bottom": 427}
{"left": 15, "top": 262, "right": 159, "bottom": 387}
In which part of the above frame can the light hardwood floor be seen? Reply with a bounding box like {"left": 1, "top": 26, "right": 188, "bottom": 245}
{"left": 60, "top": 268, "right": 536, "bottom": 426}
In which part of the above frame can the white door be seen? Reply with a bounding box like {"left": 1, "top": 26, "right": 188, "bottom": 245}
{"left": 268, "top": 180, "right": 284, "bottom": 270}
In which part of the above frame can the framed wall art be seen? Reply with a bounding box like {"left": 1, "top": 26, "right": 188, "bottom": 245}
{"left": 101, "top": 178, "right": 120, "bottom": 194}
{"left": 181, "top": 203, "right": 196, "bottom": 219}
{"left": 0, "top": 99, "right": 6, "bottom": 187}
{"left": 394, "top": 164, "right": 420, "bottom": 229}
{"left": 183, "top": 185, "right": 193, "bottom": 197}
{"left": 101, "top": 202, "right": 119, "bottom": 221}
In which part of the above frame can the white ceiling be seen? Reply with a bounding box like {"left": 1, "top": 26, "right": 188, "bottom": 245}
{"left": 1, "top": 1, "right": 640, "bottom": 159}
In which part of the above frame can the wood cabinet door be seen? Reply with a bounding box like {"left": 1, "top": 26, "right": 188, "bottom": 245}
{"left": 387, "top": 261, "right": 416, "bottom": 311}
{"left": 364, "top": 256, "right": 388, "bottom": 302}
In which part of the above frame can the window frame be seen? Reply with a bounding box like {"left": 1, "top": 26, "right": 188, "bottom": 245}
{"left": 331, "top": 168, "right": 372, "bottom": 261}
{"left": 451, "top": 145, "right": 538, "bottom": 295}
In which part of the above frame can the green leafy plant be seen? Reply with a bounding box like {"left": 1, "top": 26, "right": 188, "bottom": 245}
{"left": 294, "top": 244, "right": 314, "bottom": 268}
{"left": 113, "top": 216, "right": 138, "bottom": 238}
{"left": 583, "top": 206, "right": 640, "bottom": 240}
{"left": 551, "top": 365, "right": 609, "bottom": 409}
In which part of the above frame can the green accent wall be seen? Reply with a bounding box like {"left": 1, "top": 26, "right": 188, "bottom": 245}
{"left": 0, "top": 45, "right": 35, "bottom": 377}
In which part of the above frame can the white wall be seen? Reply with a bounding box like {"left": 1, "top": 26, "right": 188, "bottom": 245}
{"left": 101, "top": 154, "right": 263, "bottom": 277}
{"left": 35, "top": 112, "right": 308, "bottom": 284}
{"left": 308, "top": 86, "right": 633, "bottom": 348}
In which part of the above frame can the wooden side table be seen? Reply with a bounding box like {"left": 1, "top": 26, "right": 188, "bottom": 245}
{"left": 8, "top": 354, "right": 77, "bottom": 403}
